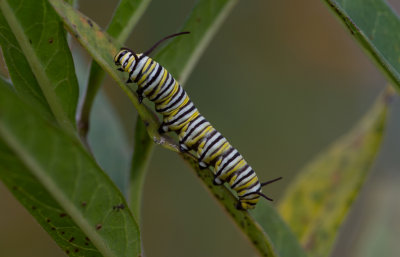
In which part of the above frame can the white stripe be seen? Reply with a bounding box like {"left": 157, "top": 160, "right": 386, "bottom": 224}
{"left": 121, "top": 54, "right": 132, "bottom": 69}
{"left": 219, "top": 154, "right": 242, "bottom": 176}
{"left": 143, "top": 65, "right": 164, "bottom": 94}
{"left": 186, "top": 120, "right": 211, "bottom": 142}
{"left": 149, "top": 73, "right": 172, "bottom": 101}
{"left": 216, "top": 149, "right": 237, "bottom": 172}
{"left": 155, "top": 78, "right": 175, "bottom": 102}
{"left": 232, "top": 166, "right": 252, "bottom": 186}
{"left": 235, "top": 170, "right": 256, "bottom": 188}
{"left": 129, "top": 55, "right": 148, "bottom": 77}
{"left": 167, "top": 103, "right": 196, "bottom": 125}
{"left": 201, "top": 132, "right": 224, "bottom": 160}
{"left": 159, "top": 87, "right": 186, "bottom": 113}
{"left": 241, "top": 183, "right": 261, "bottom": 197}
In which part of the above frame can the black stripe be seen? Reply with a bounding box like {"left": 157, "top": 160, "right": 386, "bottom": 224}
{"left": 226, "top": 164, "right": 247, "bottom": 185}
{"left": 142, "top": 64, "right": 163, "bottom": 92}
{"left": 238, "top": 181, "right": 260, "bottom": 196}
{"left": 207, "top": 138, "right": 228, "bottom": 163}
{"left": 116, "top": 50, "right": 128, "bottom": 65}
{"left": 156, "top": 87, "right": 185, "bottom": 113}
{"left": 165, "top": 103, "right": 195, "bottom": 126}
{"left": 122, "top": 53, "right": 132, "bottom": 69}
{"left": 231, "top": 168, "right": 254, "bottom": 189}
{"left": 197, "top": 130, "right": 218, "bottom": 160}
{"left": 148, "top": 70, "right": 168, "bottom": 99}
{"left": 242, "top": 201, "right": 257, "bottom": 206}
{"left": 179, "top": 116, "right": 204, "bottom": 144}
{"left": 152, "top": 73, "right": 174, "bottom": 101}
{"left": 215, "top": 151, "right": 240, "bottom": 178}
{"left": 129, "top": 54, "right": 143, "bottom": 79}
{"left": 134, "top": 59, "right": 153, "bottom": 83}
{"left": 199, "top": 134, "right": 224, "bottom": 162}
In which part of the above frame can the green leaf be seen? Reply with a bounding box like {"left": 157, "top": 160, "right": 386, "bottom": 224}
{"left": 0, "top": 12, "right": 51, "bottom": 118}
{"left": 253, "top": 201, "right": 308, "bottom": 257}
{"left": 107, "top": 0, "right": 151, "bottom": 43}
{"left": 323, "top": 0, "right": 400, "bottom": 89}
{"left": 129, "top": 118, "right": 153, "bottom": 220}
{"left": 0, "top": 143, "right": 103, "bottom": 257}
{"left": 155, "top": 0, "right": 238, "bottom": 84}
{"left": 88, "top": 90, "right": 131, "bottom": 196}
{"left": 0, "top": 81, "right": 141, "bottom": 257}
{"left": 278, "top": 87, "right": 394, "bottom": 257}
{"left": 77, "top": 0, "right": 151, "bottom": 141}
{"left": 0, "top": 0, "right": 79, "bottom": 133}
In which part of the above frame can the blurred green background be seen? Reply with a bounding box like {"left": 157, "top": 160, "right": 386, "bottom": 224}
{"left": 1, "top": 0, "right": 400, "bottom": 256}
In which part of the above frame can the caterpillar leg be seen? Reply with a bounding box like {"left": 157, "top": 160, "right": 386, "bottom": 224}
{"left": 213, "top": 177, "right": 223, "bottom": 185}
{"left": 179, "top": 143, "right": 189, "bottom": 152}
{"left": 198, "top": 161, "right": 208, "bottom": 169}
{"left": 235, "top": 201, "right": 246, "bottom": 210}
{"left": 136, "top": 89, "right": 144, "bottom": 103}
{"left": 158, "top": 122, "right": 169, "bottom": 134}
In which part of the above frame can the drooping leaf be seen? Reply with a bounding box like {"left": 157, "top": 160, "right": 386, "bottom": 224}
{"left": 0, "top": 81, "right": 141, "bottom": 257}
{"left": 88, "top": 90, "right": 131, "bottom": 196}
{"left": 323, "top": 0, "right": 400, "bottom": 89}
{"left": 0, "top": 0, "right": 79, "bottom": 133}
{"left": 253, "top": 201, "right": 308, "bottom": 257}
{"left": 129, "top": 118, "right": 153, "bottom": 220}
{"left": 107, "top": 0, "right": 151, "bottom": 43}
{"left": 155, "top": 0, "right": 238, "bottom": 84}
{"left": 278, "top": 87, "right": 394, "bottom": 256}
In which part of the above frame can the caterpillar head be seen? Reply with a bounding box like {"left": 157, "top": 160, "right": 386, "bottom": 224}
{"left": 114, "top": 48, "right": 140, "bottom": 72}
{"left": 237, "top": 177, "right": 282, "bottom": 210}
{"left": 114, "top": 49, "right": 128, "bottom": 66}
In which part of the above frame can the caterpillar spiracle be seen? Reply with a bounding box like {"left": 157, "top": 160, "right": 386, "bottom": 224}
{"left": 114, "top": 32, "right": 281, "bottom": 210}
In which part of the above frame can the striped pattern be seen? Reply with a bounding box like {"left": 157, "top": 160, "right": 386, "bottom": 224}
{"left": 114, "top": 49, "right": 263, "bottom": 210}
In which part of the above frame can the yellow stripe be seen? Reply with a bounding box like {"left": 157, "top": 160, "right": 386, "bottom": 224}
{"left": 149, "top": 70, "right": 168, "bottom": 98}
{"left": 189, "top": 126, "right": 213, "bottom": 148}
{"left": 138, "top": 59, "right": 155, "bottom": 85}
{"left": 166, "top": 96, "right": 189, "bottom": 116}
{"left": 157, "top": 82, "right": 179, "bottom": 107}
{"left": 125, "top": 55, "right": 135, "bottom": 71}
{"left": 228, "top": 174, "right": 238, "bottom": 185}
{"left": 237, "top": 176, "right": 258, "bottom": 194}
{"left": 222, "top": 159, "right": 245, "bottom": 179}
{"left": 210, "top": 142, "right": 230, "bottom": 159}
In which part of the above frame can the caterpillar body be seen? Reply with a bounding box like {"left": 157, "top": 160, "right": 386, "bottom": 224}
{"left": 114, "top": 34, "right": 281, "bottom": 210}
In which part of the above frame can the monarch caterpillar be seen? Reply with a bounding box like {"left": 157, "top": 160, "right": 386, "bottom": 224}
{"left": 114, "top": 32, "right": 281, "bottom": 210}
